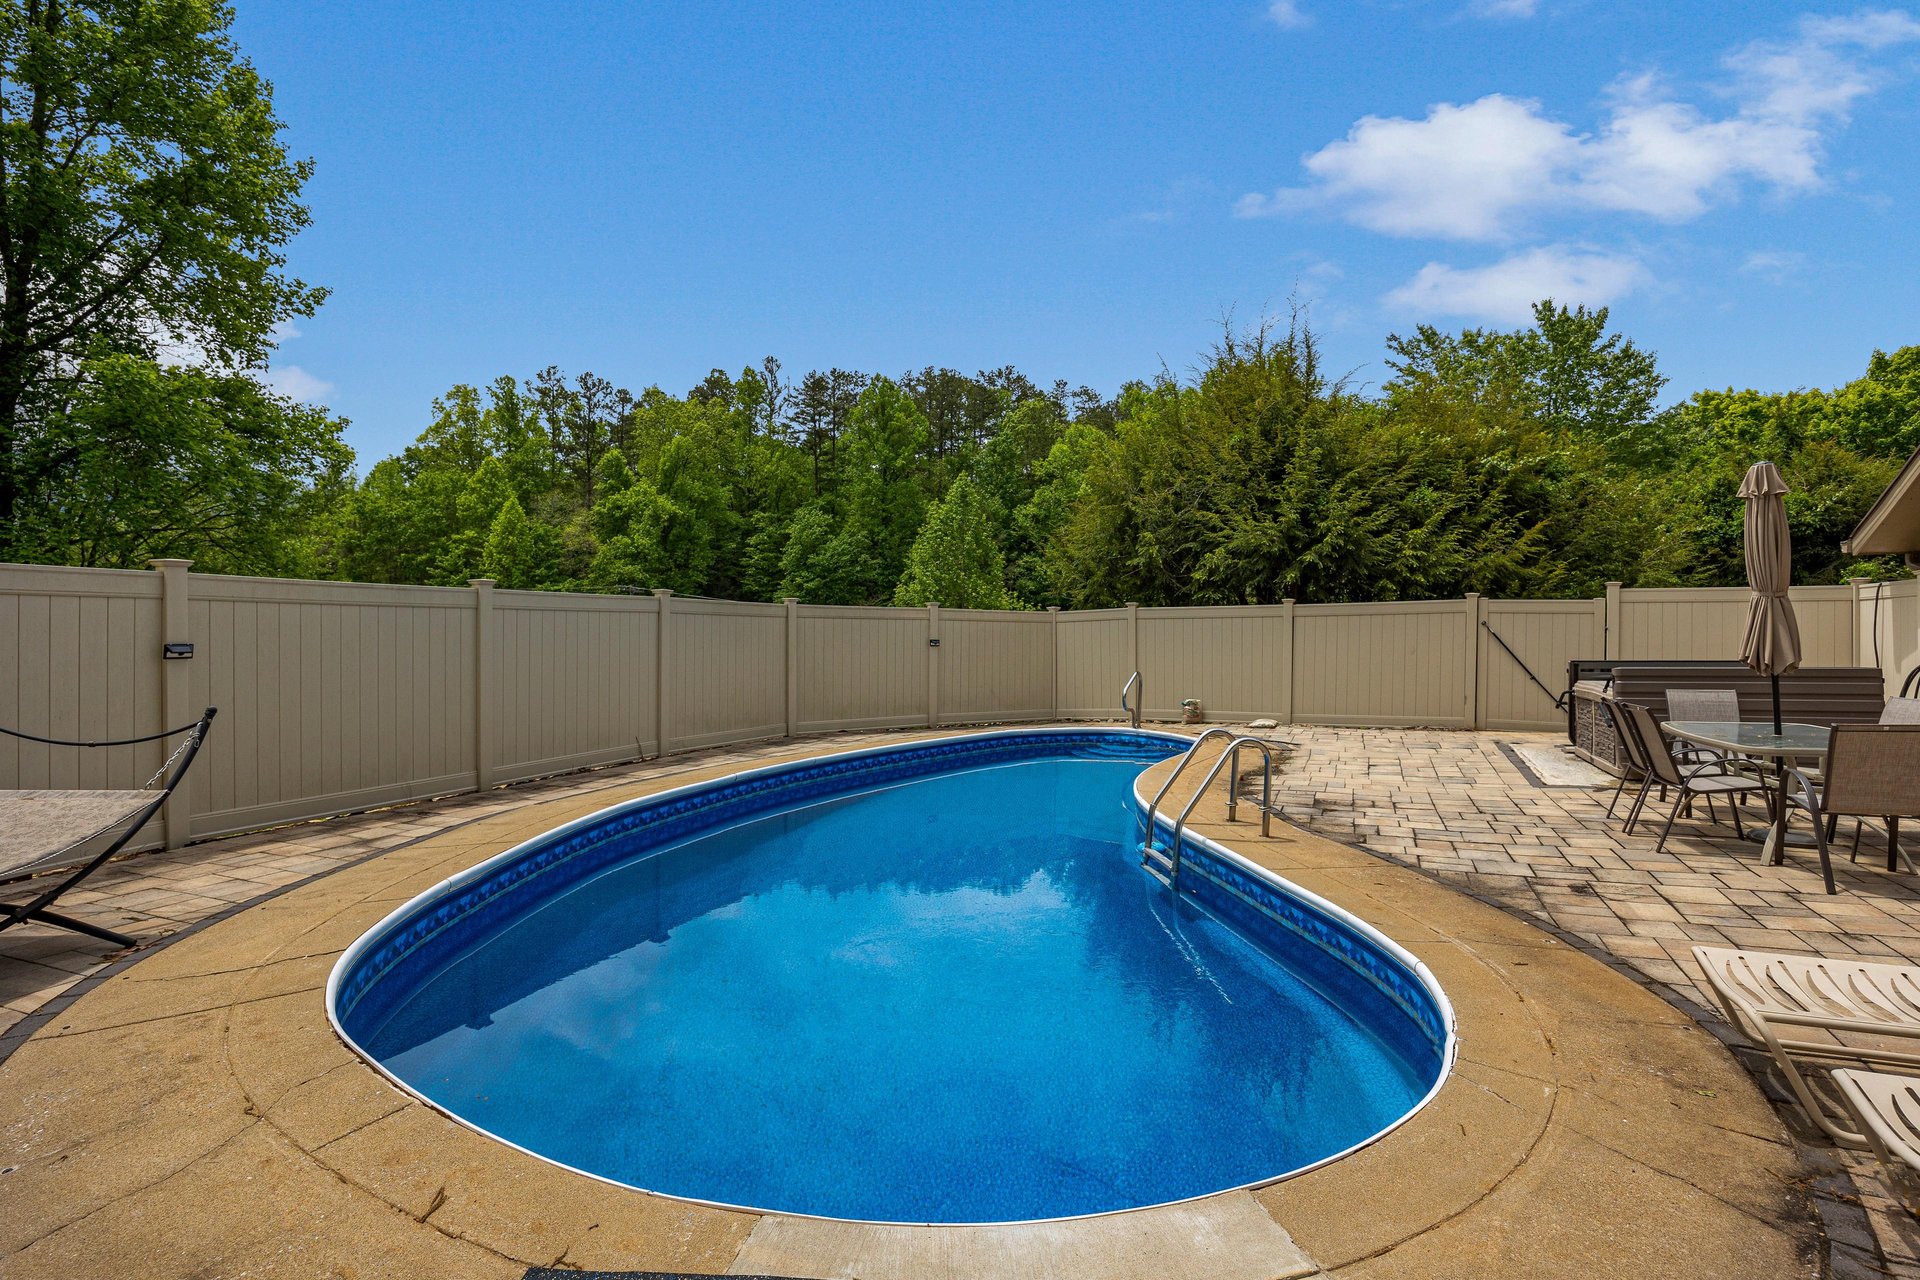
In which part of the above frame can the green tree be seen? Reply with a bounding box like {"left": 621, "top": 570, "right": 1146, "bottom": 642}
{"left": 585, "top": 437, "right": 732, "bottom": 594}
{"left": 0, "top": 0, "right": 324, "bottom": 549}
{"left": 777, "top": 502, "right": 878, "bottom": 603}
{"left": 1655, "top": 384, "right": 1903, "bottom": 585}
{"left": 479, "top": 494, "right": 564, "bottom": 589}
{"left": 839, "top": 378, "right": 931, "bottom": 588}
{"left": 1012, "top": 422, "right": 1110, "bottom": 604}
{"left": 1385, "top": 300, "right": 1667, "bottom": 465}
{"left": 893, "top": 473, "right": 1016, "bottom": 608}
{"left": 1816, "top": 346, "right": 1920, "bottom": 459}
{"left": 5, "top": 351, "right": 349, "bottom": 570}
{"left": 779, "top": 378, "right": 932, "bottom": 603}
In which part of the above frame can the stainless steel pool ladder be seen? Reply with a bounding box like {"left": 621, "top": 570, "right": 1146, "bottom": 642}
{"left": 1121, "top": 671, "right": 1142, "bottom": 729}
{"left": 1139, "top": 732, "right": 1281, "bottom": 890}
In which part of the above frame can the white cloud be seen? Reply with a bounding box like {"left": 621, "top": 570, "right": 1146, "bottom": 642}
{"left": 1240, "top": 94, "right": 1577, "bottom": 239}
{"left": 1384, "top": 247, "right": 1649, "bottom": 323}
{"left": 1266, "top": 0, "right": 1311, "bottom": 29}
{"left": 1740, "top": 249, "right": 1806, "bottom": 281}
{"left": 1573, "top": 75, "right": 1820, "bottom": 220}
{"left": 1238, "top": 9, "right": 1920, "bottom": 241}
{"left": 261, "top": 321, "right": 332, "bottom": 402}
{"left": 1801, "top": 9, "right": 1920, "bottom": 45}
{"left": 1470, "top": 0, "right": 1538, "bottom": 17}
{"left": 263, "top": 364, "right": 334, "bottom": 403}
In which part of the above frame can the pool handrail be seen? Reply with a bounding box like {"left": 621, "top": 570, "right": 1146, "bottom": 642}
{"left": 1168, "top": 737, "right": 1283, "bottom": 886}
{"left": 1121, "top": 670, "right": 1142, "bottom": 729}
{"left": 1139, "top": 727, "right": 1238, "bottom": 849}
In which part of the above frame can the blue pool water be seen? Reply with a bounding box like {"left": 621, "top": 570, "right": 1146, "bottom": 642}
{"left": 336, "top": 734, "right": 1447, "bottom": 1223}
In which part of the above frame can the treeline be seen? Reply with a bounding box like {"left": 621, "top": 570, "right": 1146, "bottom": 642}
{"left": 1, "top": 8, "right": 1910, "bottom": 611}
{"left": 14, "top": 304, "right": 1918, "bottom": 606}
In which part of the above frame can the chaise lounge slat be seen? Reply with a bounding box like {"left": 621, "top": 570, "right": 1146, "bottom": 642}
{"left": 1693, "top": 944, "right": 1920, "bottom": 1146}
{"left": 1831, "top": 1069, "right": 1920, "bottom": 1210}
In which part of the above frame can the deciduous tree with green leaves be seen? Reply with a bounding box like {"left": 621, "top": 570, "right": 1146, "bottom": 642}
{"left": 893, "top": 473, "right": 1016, "bottom": 609}
{"left": 0, "top": 0, "right": 328, "bottom": 553}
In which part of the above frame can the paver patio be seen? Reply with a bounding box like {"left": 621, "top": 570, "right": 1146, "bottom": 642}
{"left": 1, "top": 722, "right": 1915, "bottom": 1276}
{"left": 1256, "top": 725, "right": 1920, "bottom": 1279}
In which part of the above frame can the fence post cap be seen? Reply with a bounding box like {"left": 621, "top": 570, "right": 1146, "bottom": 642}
{"left": 468, "top": 578, "right": 495, "bottom": 588}
{"left": 148, "top": 558, "right": 193, "bottom": 570}
{"left": 783, "top": 597, "right": 800, "bottom": 604}
{"left": 651, "top": 588, "right": 673, "bottom": 598}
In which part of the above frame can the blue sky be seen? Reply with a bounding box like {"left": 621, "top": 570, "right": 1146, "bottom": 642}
{"left": 232, "top": 1, "right": 1920, "bottom": 463}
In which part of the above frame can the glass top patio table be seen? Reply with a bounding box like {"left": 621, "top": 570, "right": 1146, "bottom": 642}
{"left": 1661, "top": 721, "right": 1830, "bottom": 758}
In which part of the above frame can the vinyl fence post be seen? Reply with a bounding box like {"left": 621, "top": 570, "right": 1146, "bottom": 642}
{"left": 1464, "top": 594, "right": 1482, "bottom": 730}
{"left": 469, "top": 578, "right": 496, "bottom": 790}
{"left": 653, "top": 589, "right": 673, "bottom": 755}
{"left": 1281, "top": 598, "right": 1296, "bottom": 726}
{"left": 1126, "top": 602, "right": 1140, "bottom": 721}
{"left": 1047, "top": 606, "right": 1061, "bottom": 721}
{"left": 1848, "top": 577, "right": 1869, "bottom": 671}
{"left": 784, "top": 597, "right": 800, "bottom": 739}
{"left": 150, "top": 558, "right": 194, "bottom": 850}
{"left": 927, "top": 602, "right": 941, "bottom": 729}
{"left": 1604, "top": 581, "right": 1622, "bottom": 660}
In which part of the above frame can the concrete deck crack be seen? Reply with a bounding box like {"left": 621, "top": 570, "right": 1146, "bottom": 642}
{"left": 1, "top": 1119, "right": 261, "bottom": 1258}
{"left": 310, "top": 1100, "right": 414, "bottom": 1154}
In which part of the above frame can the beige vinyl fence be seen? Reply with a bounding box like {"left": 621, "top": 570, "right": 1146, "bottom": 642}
{"left": 4, "top": 560, "right": 1916, "bottom": 852}
{"left": 1858, "top": 576, "right": 1920, "bottom": 700}
{"left": 1610, "top": 584, "right": 1858, "bottom": 665}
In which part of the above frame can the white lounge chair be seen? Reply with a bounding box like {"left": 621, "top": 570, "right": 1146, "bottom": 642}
{"left": 1831, "top": 1069, "right": 1920, "bottom": 1211}
{"left": 1693, "top": 944, "right": 1920, "bottom": 1147}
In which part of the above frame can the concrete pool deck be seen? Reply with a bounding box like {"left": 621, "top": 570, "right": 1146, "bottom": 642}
{"left": 0, "top": 728, "right": 1829, "bottom": 1277}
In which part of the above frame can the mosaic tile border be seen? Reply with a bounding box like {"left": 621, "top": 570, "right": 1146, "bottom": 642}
{"left": 1172, "top": 839, "right": 1449, "bottom": 1055}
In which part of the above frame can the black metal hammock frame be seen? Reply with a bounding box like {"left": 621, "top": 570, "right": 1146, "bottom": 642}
{"left": 1480, "top": 620, "right": 1568, "bottom": 711}
{"left": 0, "top": 707, "right": 217, "bottom": 947}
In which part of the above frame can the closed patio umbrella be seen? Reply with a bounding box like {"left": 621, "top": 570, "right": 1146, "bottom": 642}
{"left": 1739, "top": 461, "right": 1802, "bottom": 732}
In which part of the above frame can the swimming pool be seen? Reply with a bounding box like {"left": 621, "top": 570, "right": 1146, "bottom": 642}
{"left": 328, "top": 729, "right": 1454, "bottom": 1224}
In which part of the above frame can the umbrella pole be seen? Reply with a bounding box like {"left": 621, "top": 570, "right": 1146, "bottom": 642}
{"left": 1771, "top": 674, "right": 1783, "bottom": 734}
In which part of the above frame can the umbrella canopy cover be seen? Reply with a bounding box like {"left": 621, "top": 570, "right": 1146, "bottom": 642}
{"left": 1738, "top": 461, "right": 1802, "bottom": 677}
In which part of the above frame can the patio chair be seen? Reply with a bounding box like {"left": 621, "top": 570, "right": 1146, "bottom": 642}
{"left": 1805, "top": 698, "right": 1920, "bottom": 857}
{"left": 1665, "top": 687, "right": 1740, "bottom": 724}
{"left": 1613, "top": 701, "right": 1765, "bottom": 851}
{"left": 1693, "top": 945, "right": 1920, "bottom": 1148}
{"left": 1664, "top": 685, "right": 1764, "bottom": 796}
{"left": 1778, "top": 724, "right": 1920, "bottom": 880}
{"left": 1831, "top": 1070, "right": 1920, "bottom": 1212}
{"left": 1600, "top": 697, "right": 1653, "bottom": 821}
{"left": 1602, "top": 696, "right": 1699, "bottom": 823}
{"left": 0, "top": 708, "right": 217, "bottom": 948}
{"left": 1882, "top": 696, "right": 1920, "bottom": 725}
